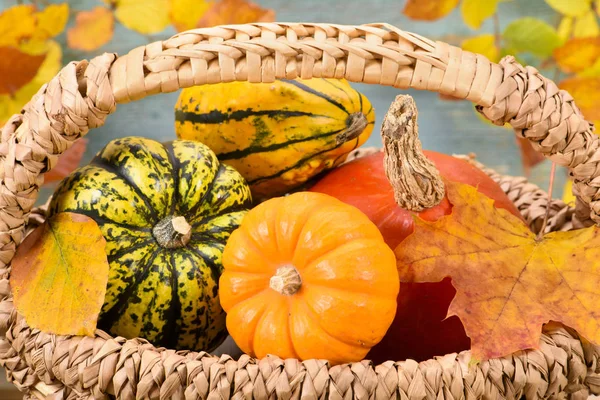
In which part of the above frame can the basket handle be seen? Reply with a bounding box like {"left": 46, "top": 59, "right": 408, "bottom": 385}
{"left": 0, "top": 22, "right": 596, "bottom": 273}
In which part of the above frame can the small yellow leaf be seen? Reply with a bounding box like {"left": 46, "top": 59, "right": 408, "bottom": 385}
{"left": 559, "top": 76, "right": 600, "bottom": 122}
{"left": 461, "top": 0, "right": 499, "bottom": 30}
{"left": 554, "top": 37, "right": 600, "bottom": 73}
{"left": 403, "top": 0, "right": 460, "bottom": 21}
{"left": 67, "top": 7, "right": 115, "bottom": 51}
{"left": 170, "top": 0, "right": 212, "bottom": 32}
{"left": 10, "top": 212, "right": 109, "bottom": 336}
{"left": 0, "top": 47, "right": 46, "bottom": 96}
{"left": 0, "top": 40, "right": 61, "bottom": 125}
{"left": 545, "top": 0, "right": 591, "bottom": 16}
{"left": 574, "top": 10, "right": 600, "bottom": 37}
{"left": 196, "top": 0, "right": 275, "bottom": 28}
{"left": 461, "top": 34, "right": 499, "bottom": 62}
{"left": 557, "top": 16, "right": 573, "bottom": 41}
{"left": 33, "top": 3, "right": 69, "bottom": 41}
{"left": 110, "top": 0, "right": 171, "bottom": 34}
{"left": 0, "top": 5, "right": 37, "bottom": 47}
{"left": 563, "top": 179, "right": 576, "bottom": 205}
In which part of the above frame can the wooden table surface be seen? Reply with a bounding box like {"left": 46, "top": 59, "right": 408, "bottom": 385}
{"left": 0, "top": 0, "right": 578, "bottom": 397}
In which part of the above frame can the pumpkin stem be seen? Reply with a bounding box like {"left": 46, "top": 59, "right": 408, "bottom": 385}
{"left": 381, "top": 95, "right": 445, "bottom": 212}
{"left": 270, "top": 265, "right": 302, "bottom": 295}
{"left": 336, "top": 112, "right": 369, "bottom": 144}
{"left": 153, "top": 215, "right": 192, "bottom": 248}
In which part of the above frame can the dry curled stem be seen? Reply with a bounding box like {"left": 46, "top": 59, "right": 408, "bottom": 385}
{"left": 382, "top": 95, "right": 444, "bottom": 211}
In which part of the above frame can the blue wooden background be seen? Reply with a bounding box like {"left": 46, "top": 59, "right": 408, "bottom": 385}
{"left": 0, "top": 0, "right": 563, "bottom": 204}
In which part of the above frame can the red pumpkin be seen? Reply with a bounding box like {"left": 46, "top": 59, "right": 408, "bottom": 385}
{"left": 309, "top": 150, "right": 523, "bottom": 363}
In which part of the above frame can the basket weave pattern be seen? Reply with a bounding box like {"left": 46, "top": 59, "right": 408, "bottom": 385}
{"left": 0, "top": 22, "right": 599, "bottom": 399}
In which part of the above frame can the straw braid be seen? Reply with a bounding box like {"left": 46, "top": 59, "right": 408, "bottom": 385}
{"left": 0, "top": 22, "right": 599, "bottom": 398}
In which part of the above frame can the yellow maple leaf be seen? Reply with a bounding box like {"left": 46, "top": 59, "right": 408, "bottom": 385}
{"left": 574, "top": 10, "right": 600, "bottom": 38}
{"left": 67, "top": 7, "right": 115, "bottom": 51}
{"left": 108, "top": 0, "right": 171, "bottom": 34}
{"left": 402, "top": 0, "right": 460, "bottom": 21}
{"left": 545, "top": 0, "right": 591, "bottom": 17}
{"left": 0, "top": 40, "right": 61, "bottom": 125}
{"left": 10, "top": 212, "right": 109, "bottom": 336}
{"left": 196, "top": 0, "right": 275, "bottom": 27}
{"left": 557, "top": 16, "right": 574, "bottom": 41}
{"left": 461, "top": 34, "right": 499, "bottom": 63}
{"left": 397, "top": 180, "right": 600, "bottom": 361}
{"left": 0, "top": 5, "right": 37, "bottom": 47}
{"left": 461, "top": 0, "right": 499, "bottom": 30}
{"left": 554, "top": 37, "right": 600, "bottom": 73}
{"left": 170, "top": 0, "right": 212, "bottom": 32}
{"left": 32, "top": 3, "right": 69, "bottom": 41}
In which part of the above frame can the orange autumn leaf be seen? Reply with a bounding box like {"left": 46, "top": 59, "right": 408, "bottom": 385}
{"left": 10, "top": 212, "right": 109, "bottom": 336}
{"left": 403, "top": 0, "right": 460, "bottom": 21}
{"left": 43, "top": 139, "right": 88, "bottom": 184}
{"left": 0, "top": 46, "right": 46, "bottom": 96}
{"left": 196, "top": 0, "right": 275, "bottom": 28}
{"left": 396, "top": 181, "right": 600, "bottom": 361}
{"left": 67, "top": 7, "right": 115, "bottom": 51}
{"left": 554, "top": 37, "right": 600, "bottom": 73}
{"left": 558, "top": 77, "right": 600, "bottom": 123}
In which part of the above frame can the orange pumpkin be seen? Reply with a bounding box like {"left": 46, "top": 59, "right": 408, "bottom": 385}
{"left": 219, "top": 192, "right": 399, "bottom": 365}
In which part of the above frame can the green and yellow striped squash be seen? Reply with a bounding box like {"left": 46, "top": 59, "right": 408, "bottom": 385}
{"left": 47, "top": 137, "right": 252, "bottom": 351}
{"left": 174, "top": 78, "right": 375, "bottom": 200}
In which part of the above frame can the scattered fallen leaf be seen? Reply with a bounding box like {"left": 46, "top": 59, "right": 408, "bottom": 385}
{"left": 0, "top": 5, "right": 37, "bottom": 47}
{"left": 109, "top": 0, "right": 171, "bottom": 34}
{"left": 554, "top": 37, "right": 600, "bottom": 73}
{"left": 33, "top": 3, "right": 69, "bottom": 41}
{"left": 558, "top": 76, "right": 600, "bottom": 124}
{"left": 461, "top": 0, "right": 499, "bottom": 30}
{"left": 503, "top": 17, "right": 563, "bottom": 58}
{"left": 516, "top": 137, "right": 545, "bottom": 176}
{"left": 402, "top": 0, "right": 460, "bottom": 21}
{"left": 397, "top": 180, "right": 600, "bottom": 361}
{"left": 67, "top": 7, "right": 114, "bottom": 51}
{"left": 0, "top": 47, "right": 46, "bottom": 96}
{"left": 170, "top": 0, "right": 212, "bottom": 32}
{"left": 44, "top": 139, "right": 89, "bottom": 184}
{"left": 545, "top": 0, "right": 591, "bottom": 17}
{"left": 196, "top": 0, "right": 275, "bottom": 27}
{"left": 461, "top": 34, "right": 500, "bottom": 63}
{"left": 0, "top": 40, "right": 61, "bottom": 125}
{"left": 573, "top": 10, "right": 600, "bottom": 38}
{"left": 10, "top": 212, "right": 109, "bottom": 336}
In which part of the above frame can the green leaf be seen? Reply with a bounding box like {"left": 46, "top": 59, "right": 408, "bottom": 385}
{"left": 545, "top": 0, "right": 591, "bottom": 17}
{"left": 503, "top": 17, "right": 563, "bottom": 58}
{"left": 462, "top": 34, "right": 499, "bottom": 62}
{"left": 461, "top": 0, "right": 499, "bottom": 29}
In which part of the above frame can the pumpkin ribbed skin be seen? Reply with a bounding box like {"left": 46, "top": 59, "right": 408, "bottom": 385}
{"left": 174, "top": 78, "right": 375, "bottom": 200}
{"left": 48, "top": 137, "right": 252, "bottom": 351}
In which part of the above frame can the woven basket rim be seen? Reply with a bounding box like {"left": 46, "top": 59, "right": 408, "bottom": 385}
{"left": 0, "top": 22, "right": 599, "bottom": 399}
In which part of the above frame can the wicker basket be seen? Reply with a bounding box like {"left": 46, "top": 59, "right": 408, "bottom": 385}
{"left": 0, "top": 21, "right": 599, "bottom": 399}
